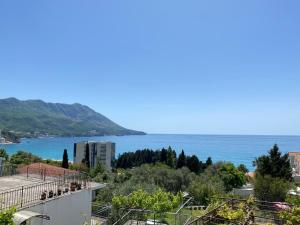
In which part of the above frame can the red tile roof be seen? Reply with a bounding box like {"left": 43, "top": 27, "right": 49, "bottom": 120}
{"left": 288, "top": 152, "right": 300, "bottom": 163}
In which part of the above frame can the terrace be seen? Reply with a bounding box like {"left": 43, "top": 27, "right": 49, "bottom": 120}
{"left": 0, "top": 163, "right": 94, "bottom": 211}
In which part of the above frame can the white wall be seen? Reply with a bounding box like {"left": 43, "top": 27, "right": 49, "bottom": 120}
{"left": 25, "top": 189, "right": 92, "bottom": 225}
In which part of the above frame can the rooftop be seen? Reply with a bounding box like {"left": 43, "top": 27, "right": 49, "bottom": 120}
{"left": 18, "top": 163, "right": 78, "bottom": 178}
{"left": 288, "top": 152, "right": 300, "bottom": 164}
{"left": 0, "top": 164, "right": 102, "bottom": 212}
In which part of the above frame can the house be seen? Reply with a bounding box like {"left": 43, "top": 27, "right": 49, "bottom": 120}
{"left": 74, "top": 141, "right": 115, "bottom": 170}
{"left": 288, "top": 152, "right": 300, "bottom": 181}
{"left": 0, "top": 163, "right": 104, "bottom": 225}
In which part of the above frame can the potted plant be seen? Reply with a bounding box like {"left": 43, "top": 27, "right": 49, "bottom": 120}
{"left": 48, "top": 190, "right": 54, "bottom": 198}
{"left": 40, "top": 191, "right": 47, "bottom": 200}
{"left": 77, "top": 183, "right": 82, "bottom": 190}
{"left": 57, "top": 188, "right": 62, "bottom": 196}
{"left": 64, "top": 187, "right": 69, "bottom": 193}
{"left": 70, "top": 182, "right": 77, "bottom": 191}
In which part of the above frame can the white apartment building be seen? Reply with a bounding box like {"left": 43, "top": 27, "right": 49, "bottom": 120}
{"left": 74, "top": 141, "right": 115, "bottom": 170}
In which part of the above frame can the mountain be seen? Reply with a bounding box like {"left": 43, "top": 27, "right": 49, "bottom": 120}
{"left": 0, "top": 98, "right": 145, "bottom": 139}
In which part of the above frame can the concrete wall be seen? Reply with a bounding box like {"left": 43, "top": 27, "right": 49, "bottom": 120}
{"left": 25, "top": 189, "right": 92, "bottom": 225}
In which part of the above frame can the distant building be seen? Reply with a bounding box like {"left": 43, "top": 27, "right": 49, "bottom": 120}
{"left": 74, "top": 141, "right": 115, "bottom": 170}
{"left": 288, "top": 152, "right": 300, "bottom": 181}
{"left": 0, "top": 130, "right": 5, "bottom": 143}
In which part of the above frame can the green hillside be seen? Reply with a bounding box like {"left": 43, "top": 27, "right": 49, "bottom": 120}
{"left": 0, "top": 98, "right": 144, "bottom": 138}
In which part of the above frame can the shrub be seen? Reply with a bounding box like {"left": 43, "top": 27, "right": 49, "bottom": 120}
{"left": 254, "top": 174, "right": 290, "bottom": 202}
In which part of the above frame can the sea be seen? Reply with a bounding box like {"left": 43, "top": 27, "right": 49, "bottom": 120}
{"left": 1, "top": 134, "right": 300, "bottom": 171}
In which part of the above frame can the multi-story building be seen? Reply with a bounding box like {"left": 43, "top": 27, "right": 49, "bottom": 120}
{"left": 74, "top": 141, "right": 115, "bottom": 170}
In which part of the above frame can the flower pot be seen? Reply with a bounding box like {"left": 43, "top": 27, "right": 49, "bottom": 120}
{"left": 70, "top": 182, "right": 77, "bottom": 192}
{"left": 48, "top": 190, "right": 54, "bottom": 198}
{"left": 40, "top": 192, "right": 47, "bottom": 200}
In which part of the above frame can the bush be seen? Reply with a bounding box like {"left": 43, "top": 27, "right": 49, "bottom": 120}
{"left": 188, "top": 176, "right": 225, "bottom": 205}
{"left": 0, "top": 207, "right": 16, "bottom": 225}
{"left": 254, "top": 175, "right": 290, "bottom": 202}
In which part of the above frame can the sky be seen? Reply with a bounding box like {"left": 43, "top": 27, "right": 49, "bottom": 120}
{"left": 0, "top": 0, "right": 300, "bottom": 135}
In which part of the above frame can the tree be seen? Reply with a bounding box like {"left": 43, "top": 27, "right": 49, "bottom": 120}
{"left": 254, "top": 144, "right": 292, "bottom": 181}
{"left": 85, "top": 143, "right": 90, "bottom": 168}
{"left": 61, "top": 149, "right": 69, "bottom": 169}
{"left": 160, "top": 148, "right": 168, "bottom": 163}
{"left": 237, "top": 164, "right": 249, "bottom": 173}
{"left": 218, "top": 163, "right": 246, "bottom": 191}
{"left": 0, "top": 149, "right": 9, "bottom": 161}
{"left": 186, "top": 155, "right": 201, "bottom": 173}
{"left": 176, "top": 150, "right": 186, "bottom": 169}
{"left": 166, "top": 147, "right": 176, "bottom": 168}
{"left": 254, "top": 174, "right": 290, "bottom": 202}
{"left": 10, "top": 151, "right": 42, "bottom": 165}
{"left": 206, "top": 157, "right": 212, "bottom": 167}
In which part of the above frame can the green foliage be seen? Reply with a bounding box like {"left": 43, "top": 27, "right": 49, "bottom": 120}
{"left": 279, "top": 206, "right": 300, "bottom": 225}
{"left": 129, "top": 164, "right": 196, "bottom": 193}
{"left": 176, "top": 150, "right": 186, "bottom": 169}
{"left": 286, "top": 195, "right": 300, "bottom": 206}
{"left": 254, "top": 174, "right": 290, "bottom": 201}
{"left": 217, "top": 202, "right": 246, "bottom": 221}
{"left": 166, "top": 146, "right": 176, "bottom": 168}
{"left": 62, "top": 149, "right": 69, "bottom": 169}
{"left": 69, "top": 163, "right": 89, "bottom": 173}
{"left": 188, "top": 176, "right": 225, "bottom": 205}
{"left": 10, "top": 151, "right": 42, "bottom": 165}
{"left": 0, "top": 207, "right": 16, "bottom": 225}
{"left": 0, "top": 148, "right": 9, "bottom": 161}
{"left": 186, "top": 155, "right": 202, "bottom": 174}
{"left": 237, "top": 164, "right": 249, "bottom": 173}
{"left": 254, "top": 144, "right": 292, "bottom": 181}
{"left": 206, "top": 157, "right": 212, "bottom": 167}
{"left": 112, "top": 189, "right": 182, "bottom": 213}
{"left": 217, "top": 163, "right": 246, "bottom": 191}
{"left": 90, "top": 161, "right": 105, "bottom": 178}
{"left": 0, "top": 97, "right": 144, "bottom": 137}
{"left": 116, "top": 147, "right": 210, "bottom": 172}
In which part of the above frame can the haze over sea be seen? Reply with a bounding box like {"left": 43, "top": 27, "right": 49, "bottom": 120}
{"left": 1, "top": 134, "right": 300, "bottom": 171}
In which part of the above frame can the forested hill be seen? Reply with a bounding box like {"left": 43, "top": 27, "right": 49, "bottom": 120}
{"left": 0, "top": 98, "right": 144, "bottom": 138}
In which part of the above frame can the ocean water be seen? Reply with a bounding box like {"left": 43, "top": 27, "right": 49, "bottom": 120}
{"left": 1, "top": 134, "right": 300, "bottom": 171}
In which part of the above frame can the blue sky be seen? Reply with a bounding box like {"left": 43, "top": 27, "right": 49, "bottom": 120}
{"left": 0, "top": 0, "right": 300, "bottom": 135}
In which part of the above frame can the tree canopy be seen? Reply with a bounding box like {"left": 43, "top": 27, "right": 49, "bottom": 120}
{"left": 62, "top": 149, "right": 69, "bottom": 169}
{"left": 10, "top": 151, "right": 42, "bottom": 165}
{"left": 112, "top": 189, "right": 182, "bottom": 213}
{"left": 218, "top": 163, "right": 246, "bottom": 191}
{"left": 176, "top": 150, "right": 186, "bottom": 169}
{"left": 254, "top": 144, "right": 292, "bottom": 181}
{"left": 0, "top": 149, "right": 9, "bottom": 161}
{"left": 116, "top": 147, "right": 211, "bottom": 172}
